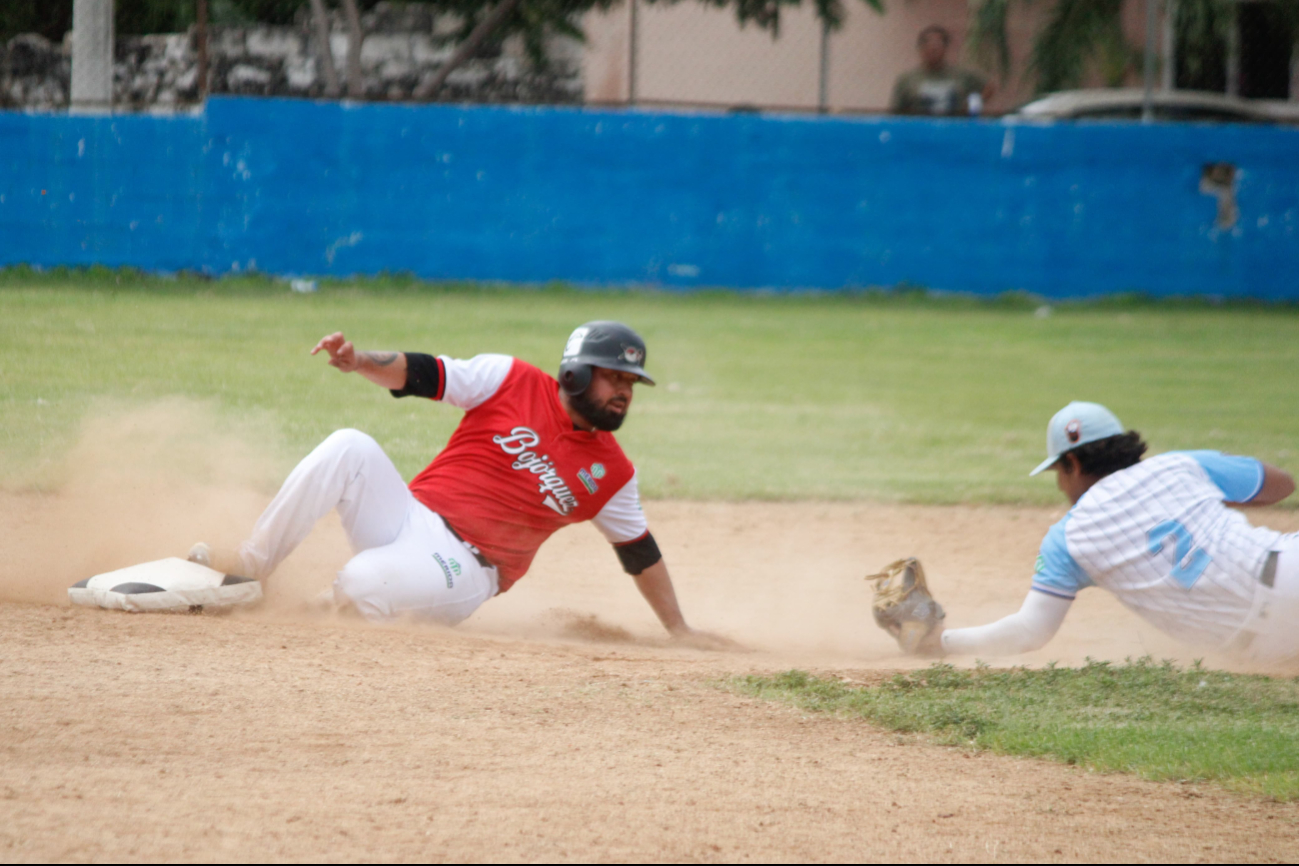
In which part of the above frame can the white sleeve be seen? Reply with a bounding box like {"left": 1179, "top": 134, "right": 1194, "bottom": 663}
{"left": 591, "top": 472, "right": 649, "bottom": 544}
{"left": 940, "top": 590, "right": 1072, "bottom": 657}
{"left": 439, "top": 354, "right": 513, "bottom": 410}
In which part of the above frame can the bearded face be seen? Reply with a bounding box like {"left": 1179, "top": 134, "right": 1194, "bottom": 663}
{"left": 569, "top": 386, "right": 628, "bottom": 431}
{"left": 569, "top": 367, "right": 637, "bottom": 432}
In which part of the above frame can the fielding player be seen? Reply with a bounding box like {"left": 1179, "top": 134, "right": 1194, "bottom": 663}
{"left": 932, "top": 402, "right": 1297, "bottom": 665}
{"left": 194, "top": 321, "right": 729, "bottom": 647}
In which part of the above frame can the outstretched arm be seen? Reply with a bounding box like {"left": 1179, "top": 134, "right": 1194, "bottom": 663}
{"left": 633, "top": 559, "right": 741, "bottom": 651}
{"left": 311, "top": 332, "right": 408, "bottom": 390}
{"left": 938, "top": 590, "right": 1073, "bottom": 657}
{"left": 632, "top": 559, "right": 687, "bottom": 633}
{"left": 1243, "top": 463, "right": 1295, "bottom": 508}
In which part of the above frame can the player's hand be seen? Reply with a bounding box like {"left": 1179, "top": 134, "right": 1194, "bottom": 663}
{"left": 311, "top": 331, "right": 361, "bottom": 373}
{"left": 914, "top": 625, "right": 946, "bottom": 658}
{"left": 671, "top": 627, "right": 746, "bottom": 653}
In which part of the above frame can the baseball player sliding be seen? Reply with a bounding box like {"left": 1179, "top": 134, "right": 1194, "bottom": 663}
{"left": 191, "top": 321, "right": 732, "bottom": 648}
{"left": 872, "top": 401, "right": 1297, "bottom": 668}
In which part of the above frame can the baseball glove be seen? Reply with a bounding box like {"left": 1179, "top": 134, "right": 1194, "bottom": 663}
{"left": 866, "top": 558, "right": 946, "bottom": 656}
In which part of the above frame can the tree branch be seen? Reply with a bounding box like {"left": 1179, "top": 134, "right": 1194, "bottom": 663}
{"left": 414, "top": 0, "right": 525, "bottom": 100}
{"left": 308, "top": 0, "right": 342, "bottom": 98}
{"left": 339, "top": 0, "right": 365, "bottom": 99}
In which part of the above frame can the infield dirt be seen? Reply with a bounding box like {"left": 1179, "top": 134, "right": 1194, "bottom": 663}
{"left": 2, "top": 413, "right": 1298, "bottom": 861}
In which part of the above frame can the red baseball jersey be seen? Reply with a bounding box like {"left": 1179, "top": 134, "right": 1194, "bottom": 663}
{"left": 408, "top": 356, "right": 642, "bottom": 592}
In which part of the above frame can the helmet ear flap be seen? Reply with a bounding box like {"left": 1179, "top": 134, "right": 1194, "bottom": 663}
{"left": 559, "top": 361, "right": 592, "bottom": 396}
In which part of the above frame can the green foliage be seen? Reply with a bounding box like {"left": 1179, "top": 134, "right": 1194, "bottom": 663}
{"left": 1, "top": 270, "right": 1297, "bottom": 505}
{"left": 655, "top": 0, "right": 881, "bottom": 36}
{"left": 1175, "top": 0, "right": 1299, "bottom": 92}
{"left": 0, "top": 0, "right": 325, "bottom": 42}
{"left": 512, "top": 0, "right": 591, "bottom": 64}
{"left": 472, "top": 0, "right": 887, "bottom": 69}
{"left": 1029, "top": 0, "right": 1134, "bottom": 92}
{"left": 0, "top": 0, "right": 72, "bottom": 44}
{"left": 971, "top": 0, "right": 1299, "bottom": 97}
{"left": 738, "top": 660, "right": 1299, "bottom": 799}
{"left": 116, "top": 0, "right": 195, "bottom": 35}
{"left": 0, "top": 0, "right": 881, "bottom": 55}
{"left": 966, "top": 0, "right": 1012, "bottom": 78}
{"left": 418, "top": 0, "right": 616, "bottom": 68}
{"left": 1174, "top": 0, "right": 1232, "bottom": 91}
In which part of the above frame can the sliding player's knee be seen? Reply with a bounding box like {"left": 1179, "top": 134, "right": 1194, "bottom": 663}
{"left": 321, "top": 428, "right": 383, "bottom": 465}
{"left": 323, "top": 427, "right": 379, "bottom": 453}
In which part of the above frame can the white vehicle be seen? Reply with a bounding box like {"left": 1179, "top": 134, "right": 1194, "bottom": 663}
{"left": 1007, "top": 88, "right": 1299, "bottom": 124}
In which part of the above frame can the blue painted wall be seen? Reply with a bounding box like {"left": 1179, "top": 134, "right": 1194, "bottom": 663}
{"left": 2, "top": 96, "right": 1297, "bottom": 298}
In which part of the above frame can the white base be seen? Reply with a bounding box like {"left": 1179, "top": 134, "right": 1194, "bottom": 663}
{"left": 69, "top": 557, "right": 263, "bottom": 613}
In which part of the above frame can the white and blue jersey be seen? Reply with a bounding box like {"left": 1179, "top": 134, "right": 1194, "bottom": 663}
{"left": 1031, "top": 451, "right": 1280, "bottom": 647}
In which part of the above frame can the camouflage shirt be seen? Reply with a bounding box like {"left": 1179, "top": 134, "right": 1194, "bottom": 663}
{"left": 890, "top": 66, "right": 988, "bottom": 116}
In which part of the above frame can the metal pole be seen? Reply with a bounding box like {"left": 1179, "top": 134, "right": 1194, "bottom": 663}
{"left": 1225, "top": 2, "right": 1240, "bottom": 97}
{"left": 1161, "top": 0, "right": 1176, "bottom": 90}
{"left": 1142, "top": 0, "right": 1157, "bottom": 121}
{"left": 628, "top": 0, "right": 638, "bottom": 105}
{"left": 817, "top": 18, "right": 830, "bottom": 114}
{"left": 196, "top": 0, "right": 209, "bottom": 101}
{"left": 70, "top": 0, "right": 114, "bottom": 112}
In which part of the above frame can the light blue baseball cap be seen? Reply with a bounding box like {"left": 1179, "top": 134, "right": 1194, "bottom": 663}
{"left": 1030, "top": 401, "right": 1125, "bottom": 476}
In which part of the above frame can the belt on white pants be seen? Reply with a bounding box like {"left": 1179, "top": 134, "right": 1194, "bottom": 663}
{"left": 437, "top": 516, "right": 500, "bottom": 598}
{"left": 1223, "top": 550, "right": 1281, "bottom": 655}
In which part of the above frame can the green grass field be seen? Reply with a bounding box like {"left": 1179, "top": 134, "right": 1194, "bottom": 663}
{"left": 737, "top": 662, "right": 1299, "bottom": 800}
{"left": 2, "top": 268, "right": 1297, "bottom": 504}
{"left": 6, "top": 269, "right": 1299, "bottom": 801}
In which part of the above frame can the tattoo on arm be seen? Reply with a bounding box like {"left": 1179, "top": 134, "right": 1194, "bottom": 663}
{"left": 362, "top": 351, "right": 399, "bottom": 367}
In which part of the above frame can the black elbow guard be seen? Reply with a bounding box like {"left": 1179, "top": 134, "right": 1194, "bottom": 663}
{"left": 614, "top": 532, "right": 662, "bottom": 576}
{"left": 390, "top": 352, "right": 443, "bottom": 399}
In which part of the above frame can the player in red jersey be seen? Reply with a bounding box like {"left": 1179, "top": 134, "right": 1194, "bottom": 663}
{"left": 192, "top": 321, "right": 730, "bottom": 647}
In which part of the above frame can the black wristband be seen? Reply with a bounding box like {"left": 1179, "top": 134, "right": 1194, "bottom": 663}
{"left": 389, "top": 352, "right": 442, "bottom": 399}
{"left": 614, "top": 532, "right": 662, "bottom": 576}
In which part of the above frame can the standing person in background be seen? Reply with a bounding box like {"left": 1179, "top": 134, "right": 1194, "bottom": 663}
{"left": 890, "top": 25, "right": 993, "bottom": 117}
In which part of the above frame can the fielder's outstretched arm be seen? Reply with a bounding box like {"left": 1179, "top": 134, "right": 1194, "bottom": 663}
{"left": 1240, "top": 463, "right": 1295, "bottom": 508}
{"left": 311, "top": 332, "right": 408, "bottom": 390}
{"left": 939, "top": 590, "right": 1073, "bottom": 657}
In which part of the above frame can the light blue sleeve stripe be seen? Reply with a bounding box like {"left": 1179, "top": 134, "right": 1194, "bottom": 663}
{"left": 1031, "top": 584, "right": 1079, "bottom": 601}
{"left": 1177, "top": 450, "right": 1266, "bottom": 503}
{"left": 1030, "top": 515, "right": 1092, "bottom": 599}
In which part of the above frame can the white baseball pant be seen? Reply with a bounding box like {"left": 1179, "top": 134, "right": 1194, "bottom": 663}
{"left": 237, "top": 429, "right": 498, "bottom": 624}
{"left": 1229, "top": 532, "right": 1299, "bottom": 669}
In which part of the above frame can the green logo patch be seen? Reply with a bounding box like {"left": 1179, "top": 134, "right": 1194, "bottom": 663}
{"left": 433, "top": 553, "right": 455, "bottom": 588}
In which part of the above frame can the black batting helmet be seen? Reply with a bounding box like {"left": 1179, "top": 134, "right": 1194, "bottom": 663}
{"left": 558, "top": 321, "right": 656, "bottom": 396}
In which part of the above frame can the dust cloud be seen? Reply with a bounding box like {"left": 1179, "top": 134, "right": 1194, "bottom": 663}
{"left": 0, "top": 399, "right": 302, "bottom": 605}
{"left": 467, "top": 498, "right": 1299, "bottom": 672}
{"left": 4, "top": 400, "right": 1296, "bottom": 671}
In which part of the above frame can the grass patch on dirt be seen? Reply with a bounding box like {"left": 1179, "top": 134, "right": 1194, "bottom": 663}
{"left": 736, "top": 660, "right": 1299, "bottom": 800}
{"left": 3, "top": 268, "right": 1297, "bottom": 503}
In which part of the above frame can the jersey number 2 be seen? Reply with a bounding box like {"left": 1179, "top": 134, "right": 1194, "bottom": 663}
{"left": 1147, "top": 520, "right": 1212, "bottom": 589}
